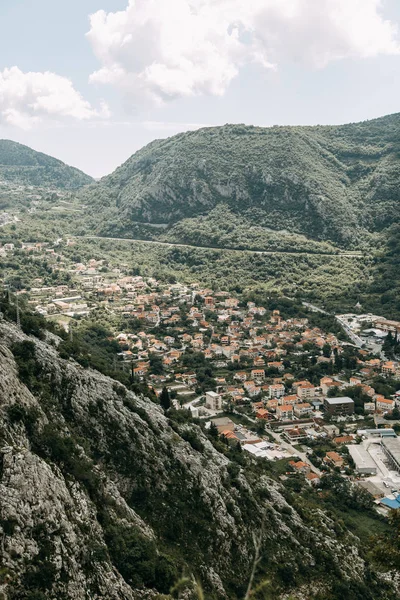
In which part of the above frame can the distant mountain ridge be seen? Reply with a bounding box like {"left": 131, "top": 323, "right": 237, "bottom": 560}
{"left": 0, "top": 139, "right": 93, "bottom": 189}
{"left": 80, "top": 113, "right": 400, "bottom": 247}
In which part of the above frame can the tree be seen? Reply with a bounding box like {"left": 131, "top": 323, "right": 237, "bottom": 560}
{"left": 160, "top": 387, "right": 171, "bottom": 411}
{"left": 209, "top": 422, "right": 219, "bottom": 438}
{"left": 334, "top": 348, "right": 343, "bottom": 370}
{"left": 255, "top": 420, "right": 266, "bottom": 435}
{"left": 384, "top": 407, "right": 400, "bottom": 421}
{"left": 322, "top": 343, "right": 331, "bottom": 358}
{"left": 149, "top": 354, "right": 164, "bottom": 375}
{"left": 372, "top": 510, "right": 400, "bottom": 570}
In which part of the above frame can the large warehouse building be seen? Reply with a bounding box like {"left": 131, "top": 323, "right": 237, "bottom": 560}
{"left": 347, "top": 445, "right": 377, "bottom": 475}
{"left": 381, "top": 437, "right": 400, "bottom": 473}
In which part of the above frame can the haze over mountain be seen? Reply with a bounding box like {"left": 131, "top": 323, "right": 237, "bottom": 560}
{"left": 0, "top": 140, "right": 93, "bottom": 190}
{"left": 80, "top": 113, "right": 400, "bottom": 248}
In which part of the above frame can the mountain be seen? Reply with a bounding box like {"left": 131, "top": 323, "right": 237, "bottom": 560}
{"left": 80, "top": 113, "right": 400, "bottom": 248}
{"left": 0, "top": 140, "right": 93, "bottom": 190}
{"left": 0, "top": 303, "right": 397, "bottom": 600}
{"left": 362, "top": 223, "right": 400, "bottom": 318}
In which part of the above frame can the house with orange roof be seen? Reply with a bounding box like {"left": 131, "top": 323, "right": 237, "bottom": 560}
{"left": 361, "top": 385, "right": 376, "bottom": 397}
{"left": 376, "top": 397, "right": 395, "bottom": 412}
{"left": 334, "top": 435, "right": 355, "bottom": 445}
{"left": 382, "top": 361, "right": 396, "bottom": 376}
{"left": 234, "top": 372, "right": 247, "bottom": 382}
{"left": 220, "top": 430, "right": 238, "bottom": 441}
{"left": 324, "top": 451, "right": 344, "bottom": 468}
{"left": 267, "top": 361, "right": 284, "bottom": 372}
{"left": 266, "top": 399, "right": 278, "bottom": 412}
{"left": 279, "top": 394, "right": 300, "bottom": 406}
{"left": 253, "top": 357, "right": 266, "bottom": 367}
{"left": 306, "top": 472, "right": 320, "bottom": 486}
{"left": 256, "top": 408, "right": 270, "bottom": 420}
{"left": 365, "top": 358, "right": 381, "bottom": 368}
{"left": 268, "top": 383, "right": 285, "bottom": 399}
{"left": 251, "top": 369, "right": 265, "bottom": 382}
{"left": 276, "top": 405, "right": 294, "bottom": 420}
{"left": 293, "top": 380, "right": 310, "bottom": 391}
{"left": 296, "top": 382, "right": 316, "bottom": 400}
{"left": 289, "top": 461, "right": 311, "bottom": 474}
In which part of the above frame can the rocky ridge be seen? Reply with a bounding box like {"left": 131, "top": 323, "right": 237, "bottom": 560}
{"left": 0, "top": 320, "right": 395, "bottom": 599}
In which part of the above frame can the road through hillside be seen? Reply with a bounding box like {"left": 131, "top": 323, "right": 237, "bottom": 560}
{"left": 74, "top": 235, "right": 365, "bottom": 258}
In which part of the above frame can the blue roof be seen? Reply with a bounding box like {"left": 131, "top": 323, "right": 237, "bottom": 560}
{"left": 381, "top": 497, "right": 400, "bottom": 509}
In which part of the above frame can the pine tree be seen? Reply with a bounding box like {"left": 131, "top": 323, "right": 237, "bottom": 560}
{"left": 209, "top": 422, "right": 219, "bottom": 438}
{"left": 160, "top": 386, "right": 171, "bottom": 411}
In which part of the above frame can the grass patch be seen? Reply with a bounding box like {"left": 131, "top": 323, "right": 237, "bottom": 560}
{"left": 342, "top": 509, "right": 390, "bottom": 543}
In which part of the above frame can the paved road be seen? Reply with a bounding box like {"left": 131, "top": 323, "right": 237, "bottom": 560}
{"left": 335, "top": 315, "right": 364, "bottom": 347}
{"left": 302, "top": 302, "right": 367, "bottom": 349}
{"left": 183, "top": 395, "right": 203, "bottom": 410}
{"left": 302, "top": 302, "right": 331, "bottom": 315}
{"left": 267, "top": 428, "right": 322, "bottom": 476}
{"left": 74, "top": 235, "right": 364, "bottom": 258}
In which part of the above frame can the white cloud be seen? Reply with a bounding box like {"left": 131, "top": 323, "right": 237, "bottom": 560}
{"left": 87, "top": 0, "right": 400, "bottom": 105}
{"left": 0, "top": 66, "right": 110, "bottom": 130}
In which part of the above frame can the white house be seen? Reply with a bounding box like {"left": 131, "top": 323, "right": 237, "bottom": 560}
{"left": 205, "top": 391, "right": 222, "bottom": 411}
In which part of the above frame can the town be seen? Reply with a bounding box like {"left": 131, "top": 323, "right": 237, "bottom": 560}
{"left": 2, "top": 236, "right": 400, "bottom": 512}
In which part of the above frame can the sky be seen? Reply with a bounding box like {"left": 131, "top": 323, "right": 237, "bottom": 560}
{"left": 1, "top": 0, "right": 400, "bottom": 178}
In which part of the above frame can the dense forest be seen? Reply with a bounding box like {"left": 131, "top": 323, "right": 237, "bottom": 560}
{"left": 79, "top": 114, "right": 400, "bottom": 249}
{"left": 0, "top": 139, "right": 93, "bottom": 189}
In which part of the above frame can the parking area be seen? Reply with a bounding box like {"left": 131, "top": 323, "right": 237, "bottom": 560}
{"left": 360, "top": 440, "right": 400, "bottom": 493}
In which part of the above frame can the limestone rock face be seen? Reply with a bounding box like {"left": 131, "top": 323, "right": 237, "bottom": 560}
{"left": 0, "top": 322, "right": 394, "bottom": 599}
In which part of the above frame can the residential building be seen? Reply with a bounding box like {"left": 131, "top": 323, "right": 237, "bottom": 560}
{"left": 376, "top": 397, "right": 395, "bottom": 412}
{"left": 276, "top": 404, "right": 294, "bottom": 420}
{"left": 324, "top": 451, "right": 344, "bottom": 468}
{"left": 280, "top": 394, "right": 300, "bottom": 406}
{"left": 268, "top": 383, "right": 285, "bottom": 399}
{"left": 306, "top": 472, "right": 320, "bottom": 486}
{"left": 382, "top": 361, "right": 397, "bottom": 376}
{"left": 296, "top": 382, "right": 316, "bottom": 400}
{"left": 294, "top": 402, "right": 312, "bottom": 418}
{"left": 289, "top": 461, "right": 310, "bottom": 474}
{"left": 324, "top": 397, "right": 355, "bottom": 416}
{"left": 334, "top": 435, "right": 355, "bottom": 445}
{"left": 256, "top": 408, "right": 270, "bottom": 420}
{"left": 251, "top": 369, "right": 265, "bottom": 382}
{"left": 205, "top": 391, "right": 223, "bottom": 411}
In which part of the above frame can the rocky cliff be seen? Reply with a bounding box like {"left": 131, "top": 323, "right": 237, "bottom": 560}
{"left": 80, "top": 114, "right": 400, "bottom": 246}
{"left": 0, "top": 320, "right": 397, "bottom": 599}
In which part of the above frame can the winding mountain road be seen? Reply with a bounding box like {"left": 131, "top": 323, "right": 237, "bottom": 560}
{"left": 74, "top": 235, "right": 364, "bottom": 258}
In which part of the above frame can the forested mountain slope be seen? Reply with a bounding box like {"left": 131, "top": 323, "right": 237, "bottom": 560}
{"left": 363, "top": 224, "right": 400, "bottom": 317}
{"left": 80, "top": 113, "right": 400, "bottom": 247}
{"left": 0, "top": 140, "right": 93, "bottom": 189}
{"left": 0, "top": 301, "right": 397, "bottom": 600}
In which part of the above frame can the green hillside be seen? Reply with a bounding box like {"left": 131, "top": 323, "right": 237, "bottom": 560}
{"left": 81, "top": 113, "right": 400, "bottom": 248}
{"left": 0, "top": 139, "right": 93, "bottom": 189}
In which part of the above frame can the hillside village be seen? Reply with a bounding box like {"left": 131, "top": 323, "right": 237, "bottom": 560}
{"left": 2, "top": 237, "right": 400, "bottom": 510}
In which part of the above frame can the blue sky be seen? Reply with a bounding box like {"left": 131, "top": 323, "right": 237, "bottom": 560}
{"left": 1, "top": 0, "right": 400, "bottom": 177}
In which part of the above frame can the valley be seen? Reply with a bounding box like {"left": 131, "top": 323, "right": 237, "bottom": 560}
{"left": 1, "top": 114, "right": 400, "bottom": 599}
